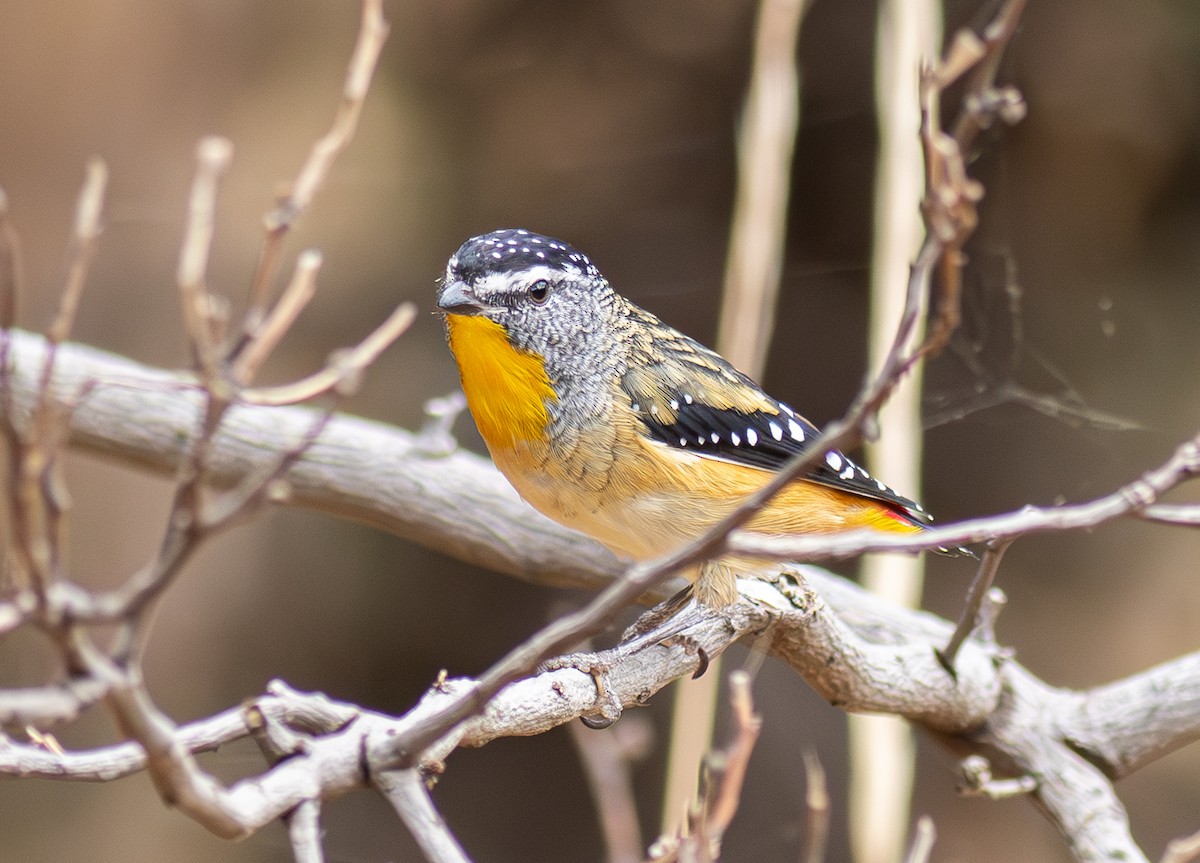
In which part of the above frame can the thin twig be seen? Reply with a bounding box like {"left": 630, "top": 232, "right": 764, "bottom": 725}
{"left": 0, "top": 185, "right": 21, "bottom": 330}
{"left": 645, "top": 671, "right": 764, "bottom": 863}
{"left": 48, "top": 157, "right": 107, "bottom": 346}
{"left": 937, "top": 538, "right": 1012, "bottom": 673}
{"left": 801, "top": 751, "right": 829, "bottom": 863}
{"left": 176, "top": 136, "right": 233, "bottom": 389}
{"left": 1138, "top": 503, "right": 1200, "bottom": 527}
{"left": 568, "top": 719, "right": 644, "bottom": 863}
{"left": 903, "top": 817, "right": 936, "bottom": 863}
{"left": 705, "top": 671, "right": 761, "bottom": 840}
{"left": 727, "top": 429, "right": 1200, "bottom": 561}
{"left": 241, "top": 301, "right": 416, "bottom": 406}
{"left": 231, "top": 249, "right": 323, "bottom": 385}
{"left": 1161, "top": 826, "right": 1200, "bottom": 863}
{"left": 240, "top": 0, "right": 389, "bottom": 341}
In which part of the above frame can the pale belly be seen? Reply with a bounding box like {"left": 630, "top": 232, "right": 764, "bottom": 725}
{"left": 486, "top": 433, "right": 905, "bottom": 581}
{"left": 490, "top": 444, "right": 701, "bottom": 563}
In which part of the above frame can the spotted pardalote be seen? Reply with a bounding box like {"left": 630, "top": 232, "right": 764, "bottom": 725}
{"left": 437, "top": 228, "right": 955, "bottom": 606}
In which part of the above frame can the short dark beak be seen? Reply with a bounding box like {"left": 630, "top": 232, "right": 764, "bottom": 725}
{"left": 437, "top": 281, "right": 490, "bottom": 315}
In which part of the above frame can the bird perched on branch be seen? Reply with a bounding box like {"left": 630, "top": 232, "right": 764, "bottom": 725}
{"left": 437, "top": 228, "right": 952, "bottom": 607}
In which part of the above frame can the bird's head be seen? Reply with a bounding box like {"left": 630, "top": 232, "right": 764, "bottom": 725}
{"left": 437, "top": 228, "right": 619, "bottom": 375}
{"left": 437, "top": 229, "right": 624, "bottom": 448}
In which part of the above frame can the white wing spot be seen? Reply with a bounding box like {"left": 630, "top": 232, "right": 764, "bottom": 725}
{"left": 825, "top": 452, "right": 843, "bottom": 470}
{"left": 769, "top": 421, "right": 784, "bottom": 441}
{"left": 731, "top": 432, "right": 741, "bottom": 446}
{"left": 683, "top": 394, "right": 694, "bottom": 404}
{"left": 780, "top": 403, "right": 797, "bottom": 417}
{"left": 746, "top": 428, "right": 758, "bottom": 446}
{"left": 875, "top": 478, "right": 887, "bottom": 490}
{"left": 710, "top": 432, "right": 720, "bottom": 444}
{"left": 840, "top": 466, "right": 855, "bottom": 480}
{"left": 787, "top": 419, "right": 805, "bottom": 441}
{"left": 631, "top": 402, "right": 641, "bottom": 412}
{"left": 680, "top": 437, "right": 688, "bottom": 447}
{"left": 669, "top": 399, "right": 680, "bottom": 411}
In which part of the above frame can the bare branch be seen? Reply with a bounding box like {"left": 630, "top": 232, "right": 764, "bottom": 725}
{"left": 241, "top": 0, "right": 389, "bottom": 335}
{"left": 903, "top": 817, "right": 936, "bottom": 863}
{"left": 375, "top": 769, "right": 474, "bottom": 863}
{"left": 48, "top": 157, "right": 107, "bottom": 347}
{"left": 287, "top": 800, "right": 326, "bottom": 863}
{"left": 0, "top": 558, "right": 1190, "bottom": 861}
{"left": 242, "top": 300, "right": 416, "bottom": 406}
{"left": 231, "top": 249, "right": 322, "bottom": 385}
{"left": 716, "top": 0, "right": 809, "bottom": 376}
{"left": 176, "top": 136, "right": 234, "bottom": 388}
{"left": 727, "top": 429, "right": 1200, "bottom": 561}
{"left": 0, "top": 184, "right": 21, "bottom": 330}
{"left": 703, "top": 671, "right": 761, "bottom": 844}
{"left": 0, "top": 678, "right": 108, "bottom": 727}
{"left": 568, "top": 718, "right": 644, "bottom": 863}
{"left": 1161, "top": 827, "right": 1200, "bottom": 863}
{"left": 1137, "top": 503, "right": 1200, "bottom": 528}
{"left": 801, "top": 751, "right": 829, "bottom": 863}
{"left": 1061, "top": 652, "right": 1200, "bottom": 779}
{"left": 937, "top": 538, "right": 1012, "bottom": 672}
{"left": 969, "top": 663, "right": 1149, "bottom": 863}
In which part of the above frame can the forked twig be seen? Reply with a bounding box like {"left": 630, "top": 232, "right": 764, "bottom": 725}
{"left": 239, "top": 0, "right": 389, "bottom": 342}
{"left": 937, "top": 538, "right": 1012, "bottom": 672}
{"left": 242, "top": 301, "right": 416, "bottom": 406}
{"left": 646, "top": 672, "right": 763, "bottom": 862}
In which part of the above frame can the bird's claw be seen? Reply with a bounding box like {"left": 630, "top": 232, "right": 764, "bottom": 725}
{"left": 540, "top": 651, "right": 623, "bottom": 729}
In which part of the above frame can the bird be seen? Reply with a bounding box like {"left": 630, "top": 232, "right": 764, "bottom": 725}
{"left": 437, "top": 228, "right": 952, "bottom": 608}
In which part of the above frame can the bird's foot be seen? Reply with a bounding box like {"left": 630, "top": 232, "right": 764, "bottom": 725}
{"left": 538, "top": 651, "right": 623, "bottom": 729}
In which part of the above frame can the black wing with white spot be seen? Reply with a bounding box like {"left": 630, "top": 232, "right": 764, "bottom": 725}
{"left": 617, "top": 312, "right": 932, "bottom": 525}
{"left": 637, "top": 393, "right": 931, "bottom": 525}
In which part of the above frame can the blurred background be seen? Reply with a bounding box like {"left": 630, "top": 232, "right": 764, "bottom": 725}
{"left": 1, "top": 1, "right": 1199, "bottom": 860}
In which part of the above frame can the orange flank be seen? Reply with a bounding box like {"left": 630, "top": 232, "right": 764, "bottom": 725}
{"left": 630, "top": 443, "right": 925, "bottom": 549}
{"left": 445, "top": 314, "right": 557, "bottom": 449}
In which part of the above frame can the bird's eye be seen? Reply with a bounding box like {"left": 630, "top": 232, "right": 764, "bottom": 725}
{"left": 528, "top": 279, "right": 551, "bottom": 304}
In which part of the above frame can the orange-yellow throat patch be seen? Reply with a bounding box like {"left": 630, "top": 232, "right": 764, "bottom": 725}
{"left": 445, "top": 314, "right": 557, "bottom": 450}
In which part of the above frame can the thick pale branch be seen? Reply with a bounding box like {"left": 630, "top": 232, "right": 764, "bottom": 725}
{"left": 1062, "top": 651, "right": 1200, "bottom": 778}
{"left": 2, "top": 330, "right": 1198, "bottom": 860}
{"left": 0, "top": 678, "right": 108, "bottom": 727}
{"left": 966, "top": 664, "right": 1148, "bottom": 863}
{"left": 0, "top": 329, "right": 623, "bottom": 594}
{"left": 739, "top": 575, "right": 999, "bottom": 731}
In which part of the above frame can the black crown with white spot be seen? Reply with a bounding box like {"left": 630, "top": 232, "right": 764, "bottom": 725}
{"left": 449, "top": 228, "right": 602, "bottom": 284}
